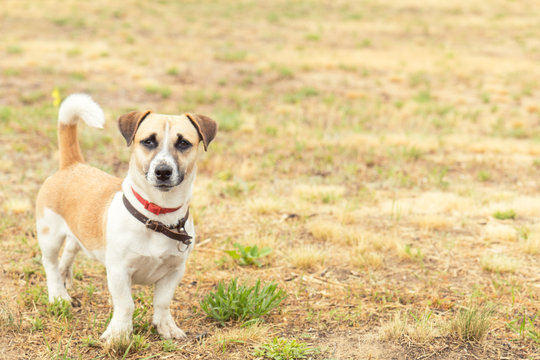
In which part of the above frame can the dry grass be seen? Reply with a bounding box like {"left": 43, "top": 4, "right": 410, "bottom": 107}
{"left": 1, "top": 0, "right": 540, "bottom": 359}
{"left": 379, "top": 310, "right": 440, "bottom": 344}
{"left": 286, "top": 245, "right": 326, "bottom": 271}
{"left": 480, "top": 253, "right": 519, "bottom": 273}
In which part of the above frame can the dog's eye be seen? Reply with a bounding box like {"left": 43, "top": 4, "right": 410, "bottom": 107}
{"left": 175, "top": 138, "right": 192, "bottom": 151}
{"left": 141, "top": 136, "right": 157, "bottom": 149}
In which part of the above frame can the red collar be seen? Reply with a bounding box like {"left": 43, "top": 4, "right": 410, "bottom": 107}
{"left": 131, "top": 187, "right": 182, "bottom": 215}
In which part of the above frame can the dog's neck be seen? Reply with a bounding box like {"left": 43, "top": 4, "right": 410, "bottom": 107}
{"left": 122, "top": 168, "right": 194, "bottom": 226}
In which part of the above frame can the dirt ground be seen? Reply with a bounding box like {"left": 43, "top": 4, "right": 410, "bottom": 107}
{"left": 1, "top": 0, "right": 539, "bottom": 359}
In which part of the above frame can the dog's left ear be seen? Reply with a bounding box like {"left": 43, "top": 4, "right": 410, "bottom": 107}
{"left": 118, "top": 110, "right": 152, "bottom": 146}
{"left": 186, "top": 113, "right": 217, "bottom": 151}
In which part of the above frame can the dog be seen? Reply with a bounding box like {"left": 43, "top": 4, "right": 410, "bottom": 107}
{"left": 35, "top": 93, "right": 217, "bottom": 341}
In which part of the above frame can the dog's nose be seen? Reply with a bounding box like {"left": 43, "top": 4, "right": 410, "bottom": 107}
{"left": 155, "top": 165, "right": 172, "bottom": 181}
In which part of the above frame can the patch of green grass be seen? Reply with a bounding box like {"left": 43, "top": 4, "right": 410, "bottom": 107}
{"left": 214, "top": 48, "right": 247, "bottom": 62}
{"left": 253, "top": 338, "right": 319, "bottom": 360}
{"left": 144, "top": 85, "right": 172, "bottom": 98}
{"left": 508, "top": 312, "right": 540, "bottom": 345}
{"left": 20, "top": 91, "right": 46, "bottom": 105}
{"left": 22, "top": 284, "right": 48, "bottom": 307}
{"left": 81, "top": 336, "right": 100, "bottom": 348}
{"left": 167, "top": 66, "right": 179, "bottom": 76}
{"left": 31, "top": 316, "right": 43, "bottom": 332}
{"left": 3, "top": 68, "right": 21, "bottom": 76}
{"left": 69, "top": 71, "right": 86, "bottom": 80}
{"left": 304, "top": 33, "right": 321, "bottom": 42}
{"left": 200, "top": 278, "right": 286, "bottom": 325}
{"left": 402, "top": 146, "right": 424, "bottom": 161}
{"left": 162, "top": 339, "right": 178, "bottom": 352}
{"left": 449, "top": 304, "right": 494, "bottom": 342}
{"left": 183, "top": 89, "right": 221, "bottom": 107}
{"left": 493, "top": 209, "right": 516, "bottom": 220}
{"left": 132, "top": 291, "right": 153, "bottom": 335}
{"left": 284, "top": 87, "right": 320, "bottom": 104}
{"left": 0, "top": 106, "right": 12, "bottom": 123}
{"left": 47, "top": 299, "right": 72, "bottom": 321}
{"left": 106, "top": 334, "right": 149, "bottom": 357}
{"left": 225, "top": 243, "right": 273, "bottom": 267}
{"left": 264, "top": 126, "right": 278, "bottom": 137}
{"left": 6, "top": 45, "right": 23, "bottom": 54}
{"left": 478, "top": 171, "right": 491, "bottom": 182}
{"left": 66, "top": 48, "right": 82, "bottom": 57}
{"left": 216, "top": 111, "right": 242, "bottom": 132}
{"left": 0, "top": 301, "right": 21, "bottom": 330}
{"left": 271, "top": 64, "right": 294, "bottom": 79}
{"left": 413, "top": 89, "right": 432, "bottom": 103}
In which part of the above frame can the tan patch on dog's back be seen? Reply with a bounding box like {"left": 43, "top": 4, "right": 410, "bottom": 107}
{"left": 36, "top": 163, "right": 122, "bottom": 250}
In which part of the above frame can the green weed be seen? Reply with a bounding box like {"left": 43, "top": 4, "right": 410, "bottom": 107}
{"left": 478, "top": 171, "right": 491, "bottom": 182}
{"left": 508, "top": 312, "right": 540, "bottom": 345}
{"left": 493, "top": 210, "right": 516, "bottom": 220}
{"left": 81, "top": 336, "right": 100, "bottom": 348}
{"left": 144, "top": 85, "right": 172, "bottom": 98}
{"left": 225, "top": 243, "right": 273, "bottom": 267}
{"left": 31, "top": 316, "right": 44, "bottom": 332}
{"left": 215, "top": 49, "right": 247, "bottom": 62}
{"left": 200, "top": 278, "right": 286, "bottom": 325}
{"left": 253, "top": 338, "right": 318, "bottom": 360}
{"left": 216, "top": 111, "right": 243, "bottom": 132}
{"left": 162, "top": 339, "right": 178, "bottom": 352}
{"left": 47, "top": 299, "right": 73, "bottom": 320}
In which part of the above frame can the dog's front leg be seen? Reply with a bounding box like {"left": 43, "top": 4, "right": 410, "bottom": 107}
{"left": 101, "top": 265, "right": 134, "bottom": 342}
{"left": 152, "top": 264, "right": 187, "bottom": 339}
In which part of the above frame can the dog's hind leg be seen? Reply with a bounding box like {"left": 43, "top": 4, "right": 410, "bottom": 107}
{"left": 59, "top": 236, "right": 80, "bottom": 289}
{"left": 37, "top": 211, "right": 72, "bottom": 303}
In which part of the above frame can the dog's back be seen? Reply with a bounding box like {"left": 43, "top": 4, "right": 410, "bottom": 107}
{"left": 36, "top": 164, "right": 121, "bottom": 249}
{"left": 36, "top": 94, "right": 121, "bottom": 250}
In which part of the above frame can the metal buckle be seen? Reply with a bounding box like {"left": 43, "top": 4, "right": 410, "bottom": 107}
{"left": 145, "top": 219, "right": 159, "bottom": 231}
{"left": 177, "top": 241, "right": 191, "bottom": 253}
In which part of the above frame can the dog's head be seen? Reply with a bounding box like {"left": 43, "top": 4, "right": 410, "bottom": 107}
{"left": 118, "top": 111, "right": 217, "bottom": 192}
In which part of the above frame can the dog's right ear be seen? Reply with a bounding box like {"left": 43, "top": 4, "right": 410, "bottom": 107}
{"left": 118, "top": 110, "right": 152, "bottom": 146}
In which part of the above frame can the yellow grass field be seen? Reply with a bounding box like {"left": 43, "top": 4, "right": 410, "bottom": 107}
{"left": 1, "top": 0, "right": 540, "bottom": 358}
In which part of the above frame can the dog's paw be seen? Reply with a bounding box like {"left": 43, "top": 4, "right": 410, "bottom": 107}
{"left": 154, "top": 318, "right": 187, "bottom": 339}
{"left": 101, "top": 322, "right": 132, "bottom": 343}
{"left": 48, "top": 292, "right": 71, "bottom": 303}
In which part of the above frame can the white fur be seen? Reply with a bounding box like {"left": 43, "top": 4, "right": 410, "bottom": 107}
{"left": 101, "top": 191, "right": 194, "bottom": 341}
{"left": 146, "top": 122, "right": 183, "bottom": 187}
{"left": 58, "top": 93, "right": 105, "bottom": 128}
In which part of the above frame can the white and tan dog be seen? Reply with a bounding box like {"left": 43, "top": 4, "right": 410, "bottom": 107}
{"left": 35, "top": 94, "right": 216, "bottom": 341}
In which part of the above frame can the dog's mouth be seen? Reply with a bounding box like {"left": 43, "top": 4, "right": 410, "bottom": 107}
{"left": 155, "top": 184, "right": 174, "bottom": 192}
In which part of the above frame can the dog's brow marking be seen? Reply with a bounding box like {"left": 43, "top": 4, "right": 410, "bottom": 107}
{"left": 155, "top": 122, "right": 170, "bottom": 158}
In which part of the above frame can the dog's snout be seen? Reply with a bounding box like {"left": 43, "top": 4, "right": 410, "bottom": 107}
{"left": 155, "top": 165, "right": 172, "bottom": 181}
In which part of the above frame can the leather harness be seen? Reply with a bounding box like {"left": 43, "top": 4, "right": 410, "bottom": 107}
{"left": 122, "top": 194, "right": 192, "bottom": 246}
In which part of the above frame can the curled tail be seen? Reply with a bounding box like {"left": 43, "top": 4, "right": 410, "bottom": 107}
{"left": 57, "top": 94, "right": 104, "bottom": 170}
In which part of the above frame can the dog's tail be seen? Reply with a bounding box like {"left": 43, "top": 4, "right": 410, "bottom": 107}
{"left": 57, "top": 94, "right": 104, "bottom": 170}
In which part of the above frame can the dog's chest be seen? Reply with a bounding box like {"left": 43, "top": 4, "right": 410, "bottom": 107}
{"left": 107, "top": 193, "right": 194, "bottom": 285}
{"left": 130, "top": 251, "right": 185, "bottom": 284}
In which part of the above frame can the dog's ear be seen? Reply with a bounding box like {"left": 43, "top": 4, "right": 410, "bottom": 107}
{"left": 186, "top": 113, "right": 217, "bottom": 151}
{"left": 117, "top": 110, "right": 152, "bottom": 146}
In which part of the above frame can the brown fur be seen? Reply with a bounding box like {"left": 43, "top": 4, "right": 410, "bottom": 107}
{"left": 59, "top": 124, "right": 84, "bottom": 169}
{"left": 186, "top": 113, "right": 218, "bottom": 151}
{"left": 36, "top": 164, "right": 122, "bottom": 250}
{"left": 118, "top": 110, "right": 152, "bottom": 146}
